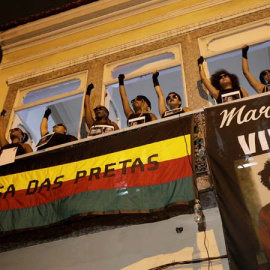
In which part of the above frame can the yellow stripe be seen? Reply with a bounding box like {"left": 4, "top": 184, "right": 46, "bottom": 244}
{"left": 0, "top": 135, "right": 191, "bottom": 191}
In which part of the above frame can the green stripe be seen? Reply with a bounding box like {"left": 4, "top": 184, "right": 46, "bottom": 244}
{"left": 0, "top": 177, "right": 194, "bottom": 231}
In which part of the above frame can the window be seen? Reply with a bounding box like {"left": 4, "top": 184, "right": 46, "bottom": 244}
{"left": 207, "top": 41, "right": 270, "bottom": 97}
{"left": 104, "top": 45, "right": 187, "bottom": 128}
{"left": 198, "top": 17, "right": 270, "bottom": 103}
{"left": 10, "top": 72, "right": 88, "bottom": 149}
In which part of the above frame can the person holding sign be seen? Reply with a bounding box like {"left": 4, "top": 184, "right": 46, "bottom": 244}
{"left": 152, "top": 71, "right": 191, "bottom": 117}
{"left": 197, "top": 56, "right": 249, "bottom": 104}
{"left": 0, "top": 109, "right": 33, "bottom": 156}
{"left": 118, "top": 74, "right": 157, "bottom": 126}
{"left": 242, "top": 45, "right": 270, "bottom": 94}
{"left": 84, "top": 83, "right": 119, "bottom": 136}
{"left": 37, "top": 108, "right": 77, "bottom": 150}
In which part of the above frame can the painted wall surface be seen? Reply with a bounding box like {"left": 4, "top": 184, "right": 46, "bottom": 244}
{"left": 0, "top": 0, "right": 269, "bottom": 110}
{"left": 0, "top": 208, "right": 229, "bottom": 270}
{"left": 0, "top": 1, "right": 269, "bottom": 268}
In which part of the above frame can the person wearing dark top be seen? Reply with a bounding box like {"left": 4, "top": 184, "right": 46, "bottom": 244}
{"left": 197, "top": 56, "right": 248, "bottom": 104}
{"left": 152, "top": 71, "right": 192, "bottom": 117}
{"left": 37, "top": 108, "right": 77, "bottom": 150}
{"left": 0, "top": 110, "right": 33, "bottom": 156}
{"left": 242, "top": 45, "right": 270, "bottom": 94}
{"left": 118, "top": 74, "right": 157, "bottom": 126}
{"left": 84, "top": 83, "right": 119, "bottom": 135}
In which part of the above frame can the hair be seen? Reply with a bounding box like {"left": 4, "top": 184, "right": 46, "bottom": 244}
{"left": 21, "top": 132, "right": 29, "bottom": 143}
{"left": 259, "top": 70, "right": 270, "bottom": 85}
{"left": 94, "top": 106, "right": 109, "bottom": 119}
{"left": 103, "top": 107, "right": 109, "bottom": 117}
{"left": 140, "top": 102, "right": 151, "bottom": 115}
{"left": 10, "top": 128, "right": 29, "bottom": 143}
{"left": 136, "top": 95, "right": 151, "bottom": 109}
{"left": 258, "top": 159, "right": 270, "bottom": 190}
{"left": 93, "top": 106, "right": 110, "bottom": 125}
{"left": 56, "top": 124, "right": 67, "bottom": 134}
{"left": 210, "top": 69, "right": 240, "bottom": 91}
{"left": 166, "top": 92, "right": 182, "bottom": 104}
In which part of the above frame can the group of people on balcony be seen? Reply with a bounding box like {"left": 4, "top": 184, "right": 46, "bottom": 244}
{"left": 0, "top": 45, "right": 269, "bottom": 157}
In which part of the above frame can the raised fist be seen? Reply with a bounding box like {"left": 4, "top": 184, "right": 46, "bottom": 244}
{"left": 197, "top": 56, "right": 204, "bottom": 66}
{"left": 152, "top": 71, "right": 159, "bottom": 86}
{"left": 242, "top": 45, "right": 249, "bottom": 59}
{"left": 118, "top": 74, "right": 125, "bottom": 85}
{"left": 44, "top": 108, "right": 51, "bottom": 119}
{"left": 86, "top": 83, "right": 94, "bottom": 95}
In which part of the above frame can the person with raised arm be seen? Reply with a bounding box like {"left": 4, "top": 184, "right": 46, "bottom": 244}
{"left": 84, "top": 83, "right": 119, "bottom": 136}
{"left": 242, "top": 45, "right": 270, "bottom": 94}
{"left": 37, "top": 107, "right": 77, "bottom": 150}
{"left": 118, "top": 74, "right": 157, "bottom": 126}
{"left": 152, "top": 71, "right": 191, "bottom": 118}
{"left": 0, "top": 109, "right": 33, "bottom": 156}
{"left": 197, "top": 56, "right": 249, "bottom": 104}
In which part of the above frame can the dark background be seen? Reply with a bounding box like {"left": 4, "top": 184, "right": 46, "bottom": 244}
{"left": 0, "top": 0, "right": 98, "bottom": 30}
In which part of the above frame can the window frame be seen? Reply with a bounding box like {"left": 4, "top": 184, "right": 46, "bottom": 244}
{"left": 102, "top": 44, "right": 188, "bottom": 126}
{"left": 7, "top": 71, "right": 88, "bottom": 140}
{"left": 197, "top": 17, "right": 270, "bottom": 104}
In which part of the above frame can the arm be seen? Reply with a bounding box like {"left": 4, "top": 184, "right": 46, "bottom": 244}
{"left": 118, "top": 74, "right": 133, "bottom": 119}
{"left": 152, "top": 71, "right": 168, "bottom": 117}
{"left": 22, "top": 143, "right": 33, "bottom": 153}
{"left": 112, "top": 122, "right": 119, "bottom": 131}
{"left": 183, "top": 107, "right": 192, "bottom": 112}
{"left": 242, "top": 45, "right": 264, "bottom": 93}
{"left": 150, "top": 113, "right": 158, "bottom": 121}
{"left": 197, "top": 56, "right": 219, "bottom": 100}
{"left": 240, "top": 87, "right": 249, "bottom": 98}
{"left": 40, "top": 108, "right": 51, "bottom": 137}
{"left": 84, "top": 83, "right": 95, "bottom": 130}
{"left": 0, "top": 112, "right": 9, "bottom": 148}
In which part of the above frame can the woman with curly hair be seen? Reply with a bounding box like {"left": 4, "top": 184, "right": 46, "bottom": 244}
{"left": 242, "top": 45, "right": 270, "bottom": 94}
{"left": 197, "top": 56, "right": 249, "bottom": 104}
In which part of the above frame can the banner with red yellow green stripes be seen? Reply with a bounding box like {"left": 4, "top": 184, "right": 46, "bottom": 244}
{"left": 0, "top": 115, "right": 195, "bottom": 231}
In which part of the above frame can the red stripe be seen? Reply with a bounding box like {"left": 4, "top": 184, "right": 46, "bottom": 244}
{"left": 0, "top": 156, "right": 192, "bottom": 210}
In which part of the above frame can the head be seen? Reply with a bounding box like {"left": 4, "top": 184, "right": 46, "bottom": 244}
{"left": 53, "top": 123, "right": 67, "bottom": 134}
{"left": 94, "top": 106, "right": 109, "bottom": 120}
{"left": 131, "top": 95, "right": 151, "bottom": 113}
{"left": 211, "top": 69, "right": 240, "bottom": 91}
{"left": 258, "top": 159, "right": 270, "bottom": 190}
{"left": 259, "top": 69, "right": 270, "bottom": 85}
{"left": 9, "top": 128, "right": 28, "bottom": 143}
{"left": 166, "top": 92, "right": 182, "bottom": 109}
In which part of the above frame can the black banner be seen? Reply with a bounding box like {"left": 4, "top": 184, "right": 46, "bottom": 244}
{"left": 205, "top": 93, "right": 270, "bottom": 270}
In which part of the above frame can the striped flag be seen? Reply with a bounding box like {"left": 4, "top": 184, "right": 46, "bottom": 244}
{"left": 0, "top": 115, "right": 195, "bottom": 231}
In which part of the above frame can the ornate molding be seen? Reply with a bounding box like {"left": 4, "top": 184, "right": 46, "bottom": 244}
{"left": 6, "top": 1, "right": 270, "bottom": 85}
{"left": 2, "top": 0, "right": 230, "bottom": 55}
{"left": 199, "top": 18, "right": 270, "bottom": 57}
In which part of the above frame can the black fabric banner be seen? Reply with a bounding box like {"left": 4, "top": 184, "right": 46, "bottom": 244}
{"left": 205, "top": 93, "right": 270, "bottom": 270}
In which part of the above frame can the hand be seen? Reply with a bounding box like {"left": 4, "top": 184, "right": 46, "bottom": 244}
{"left": 118, "top": 74, "right": 125, "bottom": 85}
{"left": 0, "top": 109, "right": 7, "bottom": 117}
{"left": 242, "top": 45, "right": 249, "bottom": 59}
{"left": 86, "top": 83, "right": 94, "bottom": 95}
{"left": 44, "top": 108, "right": 51, "bottom": 119}
{"left": 152, "top": 71, "right": 159, "bottom": 79}
{"left": 197, "top": 56, "right": 204, "bottom": 66}
{"left": 152, "top": 71, "right": 159, "bottom": 86}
